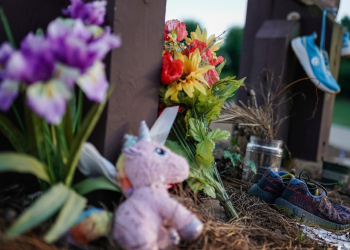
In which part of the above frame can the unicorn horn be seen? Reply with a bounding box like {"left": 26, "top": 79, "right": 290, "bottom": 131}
{"left": 138, "top": 120, "right": 151, "bottom": 141}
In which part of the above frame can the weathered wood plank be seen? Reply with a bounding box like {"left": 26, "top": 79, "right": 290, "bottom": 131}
{"left": 237, "top": 0, "right": 274, "bottom": 104}
{"left": 89, "top": 0, "right": 167, "bottom": 162}
{"left": 249, "top": 20, "right": 300, "bottom": 144}
{"left": 317, "top": 22, "right": 342, "bottom": 160}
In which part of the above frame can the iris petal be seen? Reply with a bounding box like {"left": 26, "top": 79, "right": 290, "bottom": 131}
{"left": 26, "top": 80, "right": 71, "bottom": 124}
{"left": 76, "top": 61, "right": 109, "bottom": 103}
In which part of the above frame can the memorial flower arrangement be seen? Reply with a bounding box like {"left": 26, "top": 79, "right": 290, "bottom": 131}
{"left": 160, "top": 19, "right": 244, "bottom": 218}
{"left": 0, "top": 0, "right": 120, "bottom": 242}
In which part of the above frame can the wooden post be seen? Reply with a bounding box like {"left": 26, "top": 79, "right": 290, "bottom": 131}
{"left": 238, "top": 0, "right": 342, "bottom": 161}
{"left": 89, "top": 0, "right": 166, "bottom": 163}
{"left": 249, "top": 20, "right": 300, "bottom": 144}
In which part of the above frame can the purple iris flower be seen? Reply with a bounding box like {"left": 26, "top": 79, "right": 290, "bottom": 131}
{"left": 63, "top": 0, "right": 107, "bottom": 26}
{"left": 46, "top": 18, "right": 120, "bottom": 103}
{"left": 47, "top": 18, "right": 121, "bottom": 73}
{"left": 47, "top": 18, "right": 95, "bottom": 72}
{"left": 0, "top": 79, "right": 19, "bottom": 112}
{"left": 6, "top": 33, "right": 55, "bottom": 84}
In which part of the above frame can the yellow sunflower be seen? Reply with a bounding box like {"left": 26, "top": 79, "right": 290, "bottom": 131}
{"left": 186, "top": 25, "right": 224, "bottom": 59}
{"left": 165, "top": 49, "right": 214, "bottom": 102}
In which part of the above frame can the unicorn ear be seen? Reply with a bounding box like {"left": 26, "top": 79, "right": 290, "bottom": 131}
{"left": 138, "top": 120, "right": 151, "bottom": 141}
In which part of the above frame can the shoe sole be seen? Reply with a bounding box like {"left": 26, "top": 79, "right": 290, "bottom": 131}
{"left": 248, "top": 184, "right": 277, "bottom": 204}
{"left": 341, "top": 46, "right": 350, "bottom": 58}
{"left": 275, "top": 197, "right": 350, "bottom": 232}
{"left": 291, "top": 37, "right": 340, "bottom": 94}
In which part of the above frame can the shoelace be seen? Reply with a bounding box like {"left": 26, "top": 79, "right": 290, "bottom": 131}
{"left": 320, "top": 8, "right": 337, "bottom": 51}
{"left": 298, "top": 171, "right": 328, "bottom": 196}
{"left": 321, "top": 50, "right": 332, "bottom": 77}
{"left": 319, "top": 8, "right": 337, "bottom": 78}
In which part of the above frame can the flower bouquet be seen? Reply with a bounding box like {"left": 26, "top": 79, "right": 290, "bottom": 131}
{"left": 0, "top": 0, "right": 120, "bottom": 242}
{"left": 160, "top": 20, "right": 244, "bottom": 219}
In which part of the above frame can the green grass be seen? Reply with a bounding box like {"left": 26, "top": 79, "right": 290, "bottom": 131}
{"left": 332, "top": 98, "right": 350, "bottom": 128}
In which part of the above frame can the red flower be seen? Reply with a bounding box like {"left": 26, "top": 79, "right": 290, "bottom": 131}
{"left": 185, "top": 39, "right": 210, "bottom": 57}
{"left": 203, "top": 68, "right": 219, "bottom": 86}
{"left": 161, "top": 51, "right": 183, "bottom": 85}
{"left": 157, "top": 104, "right": 165, "bottom": 117}
{"left": 209, "top": 56, "right": 224, "bottom": 66}
{"left": 186, "top": 39, "right": 224, "bottom": 66}
{"left": 158, "top": 105, "right": 183, "bottom": 117}
{"left": 164, "top": 19, "right": 188, "bottom": 42}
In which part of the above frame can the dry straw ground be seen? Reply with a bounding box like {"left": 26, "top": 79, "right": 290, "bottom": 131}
{"left": 1, "top": 179, "right": 346, "bottom": 250}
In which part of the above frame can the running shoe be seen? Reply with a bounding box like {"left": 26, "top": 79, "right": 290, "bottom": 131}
{"left": 248, "top": 169, "right": 293, "bottom": 204}
{"left": 291, "top": 32, "right": 341, "bottom": 94}
{"left": 275, "top": 171, "right": 350, "bottom": 232}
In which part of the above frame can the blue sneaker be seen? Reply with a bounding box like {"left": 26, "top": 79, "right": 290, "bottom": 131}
{"left": 291, "top": 32, "right": 340, "bottom": 94}
{"left": 341, "top": 32, "right": 350, "bottom": 58}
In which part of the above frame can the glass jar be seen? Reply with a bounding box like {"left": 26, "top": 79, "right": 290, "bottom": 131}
{"left": 241, "top": 136, "right": 283, "bottom": 183}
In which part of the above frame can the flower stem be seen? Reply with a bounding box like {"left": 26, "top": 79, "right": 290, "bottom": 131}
{"left": 0, "top": 7, "right": 16, "bottom": 48}
{"left": 11, "top": 105, "right": 26, "bottom": 136}
{"left": 43, "top": 120, "right": 56, "bottom": 183}
{"left": 73, "top": 90, "right": 83, "bottom": 133}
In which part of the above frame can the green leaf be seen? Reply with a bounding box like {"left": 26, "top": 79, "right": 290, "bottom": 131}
{"left": 196, "top": 139, "right": 215, "bottom": 167}
{"left": 0, "top": 153, "right": 51, "bottom": 184}
{"left": 44, "top": 190, "right": 87, "bottom": 243}
{"left": 0, "top": 114, "right": 27, "bottom": 153}
{"left": 215, "top": 59, "right": 226, "bottom": 77}
{"left": 0, "top": 7, "right": 15, "bottom": 47}
{"left": 65, "top": 86, "right": 114, "bottom": 186}
{"left": 73, "top": 177, "right": 120, "bottom": 195}
{"left": 4, "top": 183, "right": 70, "bottom": 239}
{"left": 224, "top": 152, "right": 241, "bottom": 167}
{"left": 187, "top": 178, "right": 216, "bottom": 198}
{"left": 211, "top": 76, "right": 244, "bottom": 101}
{"left": 231, "top": 137, "right": 238, "bottom": 147}
{"left": 187, "top": 177, "right": 205, "bottom": 193}
{"left": 64, "top": 108, "right": 73, "bottom": 149}
{"left": 188, "top": 118, "right": 206, "bottom": 142}
{"left": 207, "top": 128, "right": 230, "bottom": 142}
{"left": 30, "top": 112, "right": 46, "bottom": 162}
{"left": 203, "top": 183, "right": 216, "bottom": 198}
{"left": 238, "top": 77, "right": 246, "bottom": 83}
{"left": 165, "top": 140, "right": 193, "bottom": 165}
{"left": 244, "top": 160, "right": 257, "bottom": 174}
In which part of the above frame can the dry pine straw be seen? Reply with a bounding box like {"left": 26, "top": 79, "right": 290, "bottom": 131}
{"left": 179, "top": 184, "right": 333, "bottom": 250}
{"left": 0, "top": 184, "right": 336, "bottom": 250}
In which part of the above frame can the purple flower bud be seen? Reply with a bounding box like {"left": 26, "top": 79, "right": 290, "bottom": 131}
{"left": 88, "top": 27, "right": 121, "bottom": 61}
{"left": 63, "top": 0, "right": 107, "bottom": 26}
{"left": 0, "top": 80, "right": 19, "bottom": 112}
{"left": 0, "top": 42, "right": 14, "bottom": 66}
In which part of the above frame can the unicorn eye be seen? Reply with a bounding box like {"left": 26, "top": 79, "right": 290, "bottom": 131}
{"left": 154, "top": 148, "right": 166, "bottom": 157}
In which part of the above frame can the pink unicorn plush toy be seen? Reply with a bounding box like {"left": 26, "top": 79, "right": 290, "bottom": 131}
{"left": 113, "top": 121, "right": 203, "bottom": 250}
